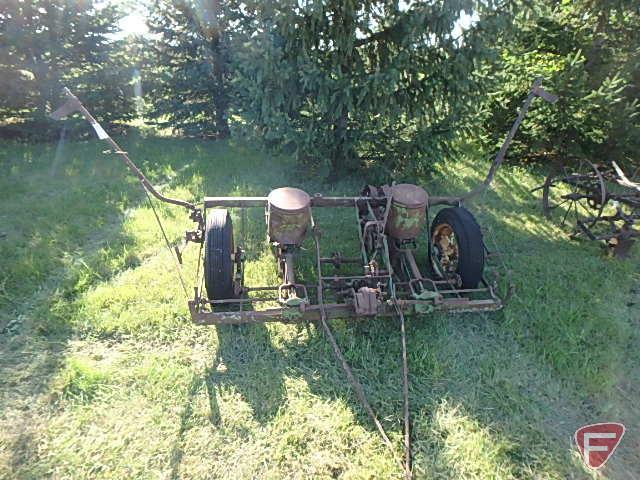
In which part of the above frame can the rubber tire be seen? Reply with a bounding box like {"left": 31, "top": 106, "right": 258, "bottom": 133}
{"left": 430, "top": 207, "right": 485, "bottom": 289}
{"left": 204, "top": 209, "right": 235, "bottom": 300}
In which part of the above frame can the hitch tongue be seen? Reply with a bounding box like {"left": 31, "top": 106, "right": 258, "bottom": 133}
{"left": 49, "top": 88, "right": 201, "bottom": 216}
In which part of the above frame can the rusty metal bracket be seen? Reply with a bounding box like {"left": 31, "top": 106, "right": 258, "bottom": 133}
{"left": 185, "top": 230, "right": 203, "bottom": 244}
{"left": 353, "top": 287, "right": 380, "bottom": 316}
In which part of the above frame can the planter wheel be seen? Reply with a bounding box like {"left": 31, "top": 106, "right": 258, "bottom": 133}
{"left": 430, "top": 207, "right": 485, "bottom": 289}
{"left": 204, "top": 209, "right": 236, "bottom": 300}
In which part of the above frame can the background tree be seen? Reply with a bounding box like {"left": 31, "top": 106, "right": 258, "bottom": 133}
{"left": 231, "top": 0, "right": 510, "bottom": 179}
{"left": 147, "top": 0, "right": 232, "bottom": 138}
{"left": 480, "top": 0, "right": 640, "bottom": 170}
{"left": 0, "top": 0, "right": 137, "bottom": 139}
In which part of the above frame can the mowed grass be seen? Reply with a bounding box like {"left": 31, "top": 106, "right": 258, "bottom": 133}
{"left": 0, "top": 133, "right": 638, "bottom": 479}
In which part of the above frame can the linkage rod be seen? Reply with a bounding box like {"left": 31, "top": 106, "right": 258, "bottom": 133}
{"left": 309, "top": 211, "right": 406, "bottom": 476}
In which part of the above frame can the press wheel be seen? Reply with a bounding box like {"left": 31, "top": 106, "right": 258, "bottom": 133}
{"left": 204, "top": 209, "right": 236, "bottom": 300}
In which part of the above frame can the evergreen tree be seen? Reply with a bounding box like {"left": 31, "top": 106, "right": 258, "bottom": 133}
{"left": 0, "top": 0, "right": 136, "bottom": 139}
{"left": 147, "top": 0, "right": 231, "bottom": 138}
{"left": 232, "top": 0, "right": 509, "bottom": 178}
{"left": 481, "top": 1, "right": 640, "bottom": 170}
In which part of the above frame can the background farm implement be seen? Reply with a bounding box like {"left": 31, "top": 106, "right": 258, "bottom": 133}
{"left": 541, "top": 159, "right": 640, "bottom": 257}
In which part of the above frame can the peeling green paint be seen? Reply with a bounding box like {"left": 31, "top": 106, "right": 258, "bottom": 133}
{"left": 282, "top": 296, "right": 308, "bottom": 307}
{"left": 415, "top": 302, "right": 434, "bottom": 314}
{"left": 281, "top": 307, "right": 303, "bottom": 321}
{"left": 388, "top": 203, "right": 427, "bottom": 239}
{"left": 413, "top": 290, "right": 439, "bottom": 314}
{"left": 392, "top": 206, "right": 422, "bottom": 229}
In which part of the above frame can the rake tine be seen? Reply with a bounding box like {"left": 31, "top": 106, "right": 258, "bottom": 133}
{"left": 548, "top": 198, "right": 570, "bottom": 210}
{"left": 560, "top": 202, "right": 573, "bottom": 226}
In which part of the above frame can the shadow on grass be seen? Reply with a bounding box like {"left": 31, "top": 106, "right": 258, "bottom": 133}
{"left": 0, "top": 140, "right": 152, "bottom": 472}
{"left": 0, "top": 133, "right": 231, "bottom": 472}
{"left": 207, "top": 324, "right": 288, "bottom": 424}
{"left": 116, "top": 136, "right": 640, "bottom": 476}
{"left": 0, "top": 133, "right": 325, "bottom": 475}
{"left": 167, "top": 372, "right": 203, "bottom": 480}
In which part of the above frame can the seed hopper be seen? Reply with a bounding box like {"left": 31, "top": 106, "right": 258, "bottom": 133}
{"left": 51, "top": 78, "right": 556, "bottom": 478}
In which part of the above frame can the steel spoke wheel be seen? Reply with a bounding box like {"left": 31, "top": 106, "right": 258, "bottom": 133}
{"left": 543, "top": 160, "right": 606, "bottom": 230}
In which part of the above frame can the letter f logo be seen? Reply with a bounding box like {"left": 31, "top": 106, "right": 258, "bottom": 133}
{"left": 575, "top": 423, "right": 625, "bottom": 469}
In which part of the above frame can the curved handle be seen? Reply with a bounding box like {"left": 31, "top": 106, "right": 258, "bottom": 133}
{"left": 51, "top": 88, "right": 201, "bottom": 215}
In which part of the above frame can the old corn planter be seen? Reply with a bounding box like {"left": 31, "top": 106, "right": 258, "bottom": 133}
{"left": 194, "top": 184, "right": 504, "bottom": 324}
{"left": 51, "top": 77, "right": 556, "bottom": 478}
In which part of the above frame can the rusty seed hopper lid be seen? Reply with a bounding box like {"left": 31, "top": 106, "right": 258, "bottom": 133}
{"left": 268, "top": 187, "right": 311, "bottom": 213}
{"left": 391, "top": 184, "right": 428, "bottom": 208}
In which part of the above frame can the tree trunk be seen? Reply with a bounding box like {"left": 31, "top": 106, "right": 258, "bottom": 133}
{"left": 329, "top": 1, "right": 357, "bottom": 175}
{"left": 331, "top": 106, "right": 349, "bottom": 174}
{"left": 211, "top": 37, "right": 230, "bottom": 139}
{"left": 200, "top": 0, "right": 231, "bottom": 139}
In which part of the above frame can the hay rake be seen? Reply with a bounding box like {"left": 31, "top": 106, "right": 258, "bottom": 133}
{"left": 541, "top": 159, "right": 640, "bottom": 258}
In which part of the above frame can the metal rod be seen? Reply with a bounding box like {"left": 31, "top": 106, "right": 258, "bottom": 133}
{"left": 190, "top": 296, "right": 502, "bottom": 324}
{"left": 309, "top": 213, "right": 405, "bottom": 475}
{"left": 321, "top": 275, "right": 390, "bottom": 281}
{"left": 398, "top": 306, "right": 412, "bottom": 479}
{"left": 462, "top": 78, "right": 551, "bottom": 201}
{"left": 58, "top": 88, "right": 199, "bottom": 214}
{"left": 379, "top": 235, "right": 413, "bottom": 479}
{"left": 204, "top": 195, "right": 462, "bottom": 209}
{"left": 426, "top": 77, "right": 558, "bottom": 206}
{"left": 207, "top": 296, "right": 280, "bottom": 304}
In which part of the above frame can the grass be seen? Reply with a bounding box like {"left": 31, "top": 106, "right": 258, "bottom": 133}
{"left": 0, "top": 132, "right": 638, "bottom": 479}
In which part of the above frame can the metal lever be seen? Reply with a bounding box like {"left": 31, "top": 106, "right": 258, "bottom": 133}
{"left": 462, "top": 77, "right": 559, "bottom": 201}
{"left": 532, "top": 83, "right": 559, "bottom": 104}
{"left": 50, "top": 88, "right": 202, "bottom": 222}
